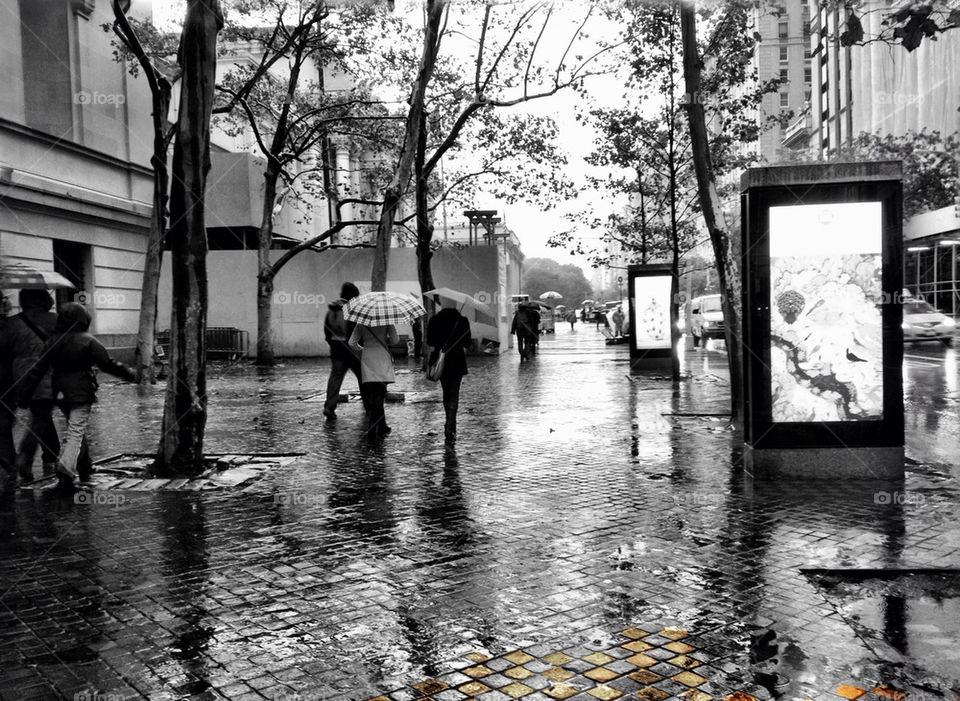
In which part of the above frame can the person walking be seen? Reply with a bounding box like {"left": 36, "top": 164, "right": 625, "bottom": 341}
{"left": 612, "top": 307, "right": 625, "bottom": 337}
{"left": 593, "top": 308, "right": 607, "bottom": 330}
{"left": 323, "top": 282, "right": 362, "bottom": 421}
{"left": 565, "top": 309, "right": 577, "bottom": 331}
{"left": 426, "top": 306, "right": 472, "bottom": 441}
{"left": 510, "top": 306, "right": 538, "bottom": 361}
{"left": 7, "top": 290, "right": 59, "bottom": 482}
{"left": 348, "top": 322, "right": 398, "bottom": 439}
{"left": 19, "top": 303, "right": 136, "bottom": 489}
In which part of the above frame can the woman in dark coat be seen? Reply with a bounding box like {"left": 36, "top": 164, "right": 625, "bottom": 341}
{"left": 427, "top": 307, "right": 472, "bottom": 441}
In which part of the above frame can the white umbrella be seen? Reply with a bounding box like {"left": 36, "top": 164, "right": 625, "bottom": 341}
{"left": 0, "top": 263, "right": 76, "bottom": 290}
{"left": 539, "top": 291, "right": 562, "bottom": 300}
{"left": 423, "top": 287, "right": 491, "bottom": 314}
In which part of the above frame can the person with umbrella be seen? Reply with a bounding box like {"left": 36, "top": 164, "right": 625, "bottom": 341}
{"left": 510, "top": 301, "right": 540, "bottom": 361}
{"left": 426, "top": 302, "right": 472, "bottom": 442}
{"left": 345, "top": 291, "right": 425, "bottom": 439}
{"left": 18, "top": 303, "right": 136, "bottom": 489}
{"left": 7, "top": 290, "right": 60, "bottom": 482}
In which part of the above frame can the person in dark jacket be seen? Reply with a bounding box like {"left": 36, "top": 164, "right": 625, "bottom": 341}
{"left": 510, "top": 307, "right": 538, "bottom": 361}
{"left": 19, "top": 303, "right": 136, "bottom": 488}
{"left": 427, "top": 307, "right": 472, "bottom": 441}
{"left": 7, "top": 289, "right": 59, "bottom": 482}
{"left": 0, "top": 311, "right": 16, "bottom": 496}
{"left": 323, "top": 282, "right": 362, "bottom": 421}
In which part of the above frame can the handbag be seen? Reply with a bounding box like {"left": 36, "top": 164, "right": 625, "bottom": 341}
{"left": 425, "top": 347, "right": 446, "bottom": 382}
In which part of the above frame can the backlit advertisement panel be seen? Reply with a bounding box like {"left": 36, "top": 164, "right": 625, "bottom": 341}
{"left": 631, "top": 274, "right": 672, "bottom": 350}
{"left": 768, "top": 202, "right": 883, "bottom": 422}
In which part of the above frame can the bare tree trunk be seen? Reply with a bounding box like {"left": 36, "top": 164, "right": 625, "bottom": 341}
{"left": 668, "top": 11, "right": 681, "bottom": 383}
{"left": 256, "top": 165, "right": 280, "bottom": 366}
{"left": 680, "top": 1, "right": 743, "bottom": 425}
{"left": 415, "top": 110, "right": 436, "bottom": 359}
{"left": 415, "top": 111, "right": 436, "bottom": 301}
{"left": 135, "top": 91, "right": 171, "bottom": 384}
{"left": 370, "top": 0, "right": 445, "bottom": 291}
{"left": 155, "top": 0, "right": 221, "bottom": 476}
{"left": 109, "top": 0, "right": 173, "bottom": 385}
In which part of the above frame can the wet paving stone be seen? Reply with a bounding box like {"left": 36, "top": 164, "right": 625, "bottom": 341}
{"left": 1, "top": 331, "right": 959, "bottom": 699}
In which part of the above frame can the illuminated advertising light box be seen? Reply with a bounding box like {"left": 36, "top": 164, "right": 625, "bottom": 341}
{"left": 740, "top": 162, "right": 904, "bottom": 479}
{"left": 628, "top": 264, "right": 677, "bottom": 370}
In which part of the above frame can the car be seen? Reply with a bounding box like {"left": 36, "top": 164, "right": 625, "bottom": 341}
{"left": 689, "top": 294, "right": 724, "bottom": 346}
{"left": 902, "top": 299, "right": 955, "bottom": 345}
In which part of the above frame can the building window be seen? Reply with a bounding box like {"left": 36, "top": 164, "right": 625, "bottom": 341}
{"left": 779, "top": 20, "right": 789, "bottom": 38}
{"left": 780, "top": 92, "right": 790, "bottom": 108}
{"left": 780, "top": 68, "right": 789, "bottom": 83}
{"left": 804, "top": 67, "right": 812, "bottom": 83}
{"left": 779, "top": 45, "right": 789, "bottom": 62}
{"left": 804, "top": 45, "right": 812, "bottom": 58}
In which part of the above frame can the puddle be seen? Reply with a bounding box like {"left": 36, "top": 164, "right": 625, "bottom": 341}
{"left": 805, "top": 569, "right": 960, "bottom": 684}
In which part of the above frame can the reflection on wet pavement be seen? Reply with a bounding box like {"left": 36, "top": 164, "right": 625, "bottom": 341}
{"left": 0, "top": 328, "right": 958, "bottom": 700}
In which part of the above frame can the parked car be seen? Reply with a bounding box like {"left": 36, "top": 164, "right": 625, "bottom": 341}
{"left": 689, "top": 294, "right": 724, "bottom": 346}
{"left": 902, "top": 299, "right": 955, "bottom": 345}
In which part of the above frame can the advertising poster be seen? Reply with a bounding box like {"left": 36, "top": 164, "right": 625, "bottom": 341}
{"left": 768, "top": 202, "right": 884, "bottom": 422}
{"left": 632, "top": 275, "right": 672, "bottom": 350}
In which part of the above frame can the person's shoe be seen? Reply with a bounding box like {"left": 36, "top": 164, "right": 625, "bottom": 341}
{"left": 55, "top": 463, "right": 78, "bottom": 489}
{"left": 42, "top": 462, "right": 57, "bottom": 477}
{"left": 323, "top": 407, "right": 337, "bottom": 422}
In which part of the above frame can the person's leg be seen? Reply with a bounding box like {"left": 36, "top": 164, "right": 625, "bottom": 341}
{"left": 76, "top": 436, "right": 93, "bottom": 480}
{"left": 0, "top": 402, "right": 16, "bottom": 492}
{"left": 324, "top": 351, "right": 348, "bottom": 419}
{"left": 57, "top": 404, "right": 92, "bottom": 485}
{"left": 364, "top": 383, "right": 387, "bottom": 437}
{"left": 15, "top": 405, "right": 40, "bottom": 481}
{"left": 37, "top": 400, "right": 60, "bottom": 469}
{"left": 16, "top": 401, "right": 59, "bottom": 480}
{"left": 440, "top": 375, "right": 462, "bottom": 439}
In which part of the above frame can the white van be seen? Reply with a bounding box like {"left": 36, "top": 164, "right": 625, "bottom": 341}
{"left": 689, "top": 294, "right": 724, "bottom": 347}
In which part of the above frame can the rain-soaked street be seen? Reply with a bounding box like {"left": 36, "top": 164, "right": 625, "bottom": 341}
{"left": 1, "top": 326, "right": 959, "bottom": 701}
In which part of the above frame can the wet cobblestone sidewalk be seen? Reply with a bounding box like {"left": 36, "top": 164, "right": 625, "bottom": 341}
{"left": 1, "top": 328, "right": 958, "bottom": 700}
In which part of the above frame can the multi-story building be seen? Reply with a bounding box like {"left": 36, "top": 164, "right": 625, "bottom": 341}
{"left": 0, "top": 0, "right": 154, "bottom": 355}
{"left": 809, "top": 0, "right": 960, "bottom": 155}
{"left": 755, "top": 0, "right": 815, "bottom": 159}
{"left": 808, "top": 0, "right": 960, "bottom": 313}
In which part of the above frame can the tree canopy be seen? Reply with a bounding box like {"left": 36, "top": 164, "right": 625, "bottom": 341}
{"left": 522, "top": 257, "right": 593, "bottom": 307}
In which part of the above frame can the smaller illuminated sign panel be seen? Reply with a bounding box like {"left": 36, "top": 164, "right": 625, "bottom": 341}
{"left": 631, "top": 274, "right": 673, "bottom": 351}
{"left": 768, "top": 201, "right": 883, "bottom": 423}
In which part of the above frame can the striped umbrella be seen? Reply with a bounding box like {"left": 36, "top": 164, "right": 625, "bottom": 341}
{"left": 343, "top": 291, "right": 426, "bottom": 326}
{"left": 0, "top": 263, "right": 76, "bottom": 290}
